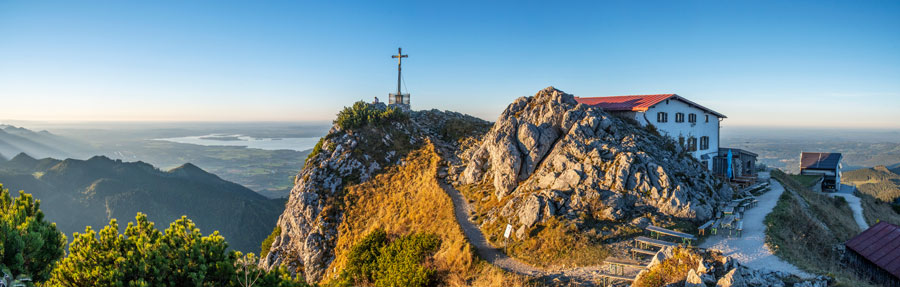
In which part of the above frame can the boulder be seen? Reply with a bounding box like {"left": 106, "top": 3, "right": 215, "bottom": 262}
{"left": 716, "top": 268, "right": 746, "bottom": 287}
{"left": 517, "top": 194, "right": 543, "bottom": 227}
{"left": 685, "top": 269, "right": 704, "bottom": 287}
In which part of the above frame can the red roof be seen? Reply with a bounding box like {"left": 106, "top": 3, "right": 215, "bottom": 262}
{"left": 845, "top": 221, "right": 900, "bottom": 279}
{"left": 574, "top": 94, "right": 726, "bottom": 118}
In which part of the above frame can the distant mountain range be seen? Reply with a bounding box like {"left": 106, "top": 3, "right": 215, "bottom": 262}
{"left": 0, "top": 124, "right": 92, "bottom": 161}
{"left": 0, "top": 153, "right": 285, "bottom": 252}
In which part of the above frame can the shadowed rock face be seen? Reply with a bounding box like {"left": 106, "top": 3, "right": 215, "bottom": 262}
{"left": 457, "top": 87, "right": 727, "bottom": 225}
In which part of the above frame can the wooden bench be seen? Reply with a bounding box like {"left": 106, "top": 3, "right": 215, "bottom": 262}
{"left": 604, "top": 257, "right": 647, "bottom": 275}
{"left": 597, "top": 272, "right": 635, "bottom": 286}
{"left": 635, "top": 236, "right": 677, "bottom": 250}
{"left": 646, "top": 225, "right": 696, "bottom": 246}
{"left": 698, "top": 220, "right": 715, "bottom": 236}
{"left": 630, "top": 247, "right": 657, "bottom": 258}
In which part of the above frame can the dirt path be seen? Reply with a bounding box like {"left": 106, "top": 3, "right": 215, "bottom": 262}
{"left": 699, "top": 172, "right": 813, "bottom": 278}
{"left": 829, "top": 184, "right": 868, "bottom": 230}
{"left": 440, "top": 182, "right": 642, "bottom": 284}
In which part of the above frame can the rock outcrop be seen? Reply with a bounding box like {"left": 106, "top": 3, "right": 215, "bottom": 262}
{"left": 635, "top": 247, "right": 830, "bottom": 287}
{"left": 456, "top": 87, "right": 725, "bottom": 228}
{"left": 259, "top": 106, "right": 490, "bottom": 282}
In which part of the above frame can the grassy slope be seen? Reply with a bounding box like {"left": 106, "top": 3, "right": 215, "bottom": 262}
{"left": 766, "top": 170, "right": 873, "bottom": 287}
{"left": 323, "top": 142, "right": 531, "bottom": 286}
{"left": 843, "top": 166, "right": 900, "bottom": 226}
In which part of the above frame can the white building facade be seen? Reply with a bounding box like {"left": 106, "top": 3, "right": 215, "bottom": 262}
{"left": 575, "top": 94, "right": 725, "bottom": 170}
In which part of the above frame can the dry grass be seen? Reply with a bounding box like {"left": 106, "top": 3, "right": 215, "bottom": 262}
{"left": 788, "top": 174, "right": 823, "bottom": 189}
{"left": 858, "top": 192, "right": 900, "bottom": 226}
{"left": 457, "top": 184, "right": 613, "bottom": 268}
{"left": 767, "top": 170, "right": 877, "bottom": 287}
{"left": 323, "top": 141, "right": 531, "bottom": 286}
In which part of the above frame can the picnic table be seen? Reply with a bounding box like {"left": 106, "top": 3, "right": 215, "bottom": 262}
{"left": 597, "top": 272, "right": 635, "bottom": 286}
{"left": 646, "top": 225, "right": 697, "bottom": 246}
{"left": 635, "top": 236, "right": 677, "bottom": 250}
{"left": 720, "top": 215, "right": 736, "bottom": 229}
{"left": 604, "top": 257, "right": 647, "bottom": 275}
{"left": 723, "top": 205, "right": 735, "bottom": 215}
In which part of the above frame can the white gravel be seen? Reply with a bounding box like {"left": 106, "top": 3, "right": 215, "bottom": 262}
{"left": 829, "top": 184, "right": 868, "bottom": 230}
{"left": 700, "top": 172, "right": 814, "bottom": 278}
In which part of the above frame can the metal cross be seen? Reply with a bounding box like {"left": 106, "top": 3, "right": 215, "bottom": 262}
{"left": 391, "top": 47, "right": 408, "bottom": 96}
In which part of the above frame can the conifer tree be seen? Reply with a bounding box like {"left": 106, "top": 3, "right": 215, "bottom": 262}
{"left": 0, "top": 184, "right": 66, "bottom": 282}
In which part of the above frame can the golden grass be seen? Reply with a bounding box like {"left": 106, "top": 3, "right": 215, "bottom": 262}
{"left": 323, "top": 141, "right": 531, "bottom": 286}
{"left": 457, "top": 184, "right": 611, "bottom": 268}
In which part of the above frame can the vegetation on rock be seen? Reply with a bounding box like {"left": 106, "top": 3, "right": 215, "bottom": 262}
{"left": 334, "top": 101, "right": 408, "bottom": 131}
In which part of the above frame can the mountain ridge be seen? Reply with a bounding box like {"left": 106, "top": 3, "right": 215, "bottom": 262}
{"left": 0, "top": 154, "right": 284, "bottom": 252}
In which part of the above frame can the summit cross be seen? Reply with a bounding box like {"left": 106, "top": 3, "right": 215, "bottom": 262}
{"left": 391, "top": 47, "right": 408, "bottom": 96}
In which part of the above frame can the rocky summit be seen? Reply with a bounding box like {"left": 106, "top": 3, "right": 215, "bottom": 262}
{"left": 259, "top": 104, "right": 488, "bottom": 282}
{"left": 261, "top": 87, "right": 735, "bottom": 283}
{"left": 454, "top": 87, "right": 729, "bottom": 230}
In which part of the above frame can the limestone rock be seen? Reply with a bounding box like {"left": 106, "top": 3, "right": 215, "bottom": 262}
{"left": 716, "top": 268, "right": 746, "bottom": 287}
{"left": 685, "top": 269, "right": 704, "bottom": 287}
{"left": 458, "top": 87, "right": 726, "bottom": 226}
{"left": 518, "top": 194, "right": 543, "bottom": 227}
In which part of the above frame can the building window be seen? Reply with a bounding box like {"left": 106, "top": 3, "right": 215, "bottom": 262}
{"left": 657, "top": 112, "right": 668, "bottom": 123}
{"left": 700, "top": 136, "right": 709, "bottom": 150}
{"left": 675, "top": 113, "right": 684, "bottom": 123}
{"left": 688, "top": 113, "right": 697, "bottom": 123}
{"left": 687, "top": 137, "right": 697, "bottom": 151}
{"left": 679, "top": 136, "right": 685, "bottom": 147}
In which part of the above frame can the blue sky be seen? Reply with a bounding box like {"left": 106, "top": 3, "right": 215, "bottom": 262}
{"left": 1, "top": 1, "right": 898, "bottom": 127}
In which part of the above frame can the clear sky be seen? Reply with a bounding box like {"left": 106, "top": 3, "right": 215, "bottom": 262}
{"left": 1, "top": 1, "right": 898, "bottom": 128}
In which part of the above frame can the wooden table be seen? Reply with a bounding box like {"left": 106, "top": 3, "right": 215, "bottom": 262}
{"left": 646, "top": 225, "right": 697, "bottom": 246}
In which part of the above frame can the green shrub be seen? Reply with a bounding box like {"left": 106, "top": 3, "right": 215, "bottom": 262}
{"left": 335, "top": 101, "right": 408, "bottom": 131}
{"left": 0, "top": 185, "right": 66, "bottom": 283}
{"left": 306, "top": 138, "right": 325, "bottom": 163}
{"left": 334, "top": 229, "right": 441, "bottom": 287}
{"left": 260, "top": 226, "right": 282, "bottom": 258}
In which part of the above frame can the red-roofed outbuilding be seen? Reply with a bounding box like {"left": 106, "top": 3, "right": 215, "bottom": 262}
{"left": 845, "top": 221, "right": 900, "bottom": 286}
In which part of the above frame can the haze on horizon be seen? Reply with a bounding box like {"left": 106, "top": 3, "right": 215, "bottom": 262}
{"left": 1, "top": 1, "right": 898, "bottom": 128}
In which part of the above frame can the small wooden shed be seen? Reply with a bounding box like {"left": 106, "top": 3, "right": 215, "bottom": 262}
{"left": 844, "top": 221, "right": 900, "bottom": 287}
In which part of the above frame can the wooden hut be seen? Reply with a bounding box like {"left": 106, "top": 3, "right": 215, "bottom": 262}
{"left": 844, "top": 221, "right": 900, "bottom": 286}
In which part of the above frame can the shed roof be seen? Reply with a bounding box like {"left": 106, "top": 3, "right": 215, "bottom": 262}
{"left": 800, "top": 152, "right": 842, "bottom": 170}
{"left": 574, "top": 94, "right": 727, "bottom": 118}
{"left": 845, "top": 221, "right": 900, "bottom": 279}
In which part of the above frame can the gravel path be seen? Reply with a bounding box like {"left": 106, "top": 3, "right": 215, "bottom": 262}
{"left": 700, "top": 172, "right": 813, "bottom": 278}
{"left": 829, "top": 184, "right": 868, "bottom": 230}
{"left": 440, "top": 182, "right": 641, "bottom": 284}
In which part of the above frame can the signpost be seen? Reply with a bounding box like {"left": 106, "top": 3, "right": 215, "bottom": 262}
{"left": 503, "top": 223, "right": 513, "bottom": 254}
